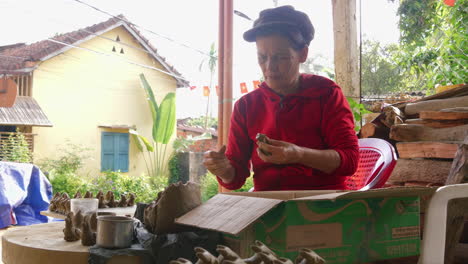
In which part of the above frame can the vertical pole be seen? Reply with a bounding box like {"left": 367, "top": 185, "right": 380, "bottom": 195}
{"left": 218, "top": 0, "right": 225, "bottom": 149}
{"left": 332, "top": 0, "right": 360, "bottom": 100}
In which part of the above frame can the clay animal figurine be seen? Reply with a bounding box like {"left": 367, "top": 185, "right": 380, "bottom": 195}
{"left": 98, "top": 195, "right": 107, "bottom": 208}
{"left": 72, "top": 210, "right": 83, "bottom": 228}
{"left": 256, "top": 133, "right": 272, "bottom": 156}
{"left": 194, "top": 247, "right": 219, "bottom": 264}
{"left": 127, "top": 193, "right": 136, "bottom": 207}
{"left": 117, "top": 194, "right": 127, "bottom": 207}
{"left": 245, "top": 240, "right": 277, "bottom": 264}
{"left": 88, "top": 212, "right": 98, "bottom": 232}
{"left": 104, "top": 191, "right": 113, "bottom": 201}
{"left": 49, "top": 193, "right": 61, "bottom": 211}
{"left": 258, "top": 252, "right": 279, "bottom": 264}
{"left": 107, "top": 193, "right": 117, "bottom": 208}
{"left": 96, "top": 190, "right": 104, "bottom": 199}
{"left": 74, "top": 191, "right": 82, "bottom": 198}
{"left": 295, "top": 248, "right": 325, "bottom": 264}
{"left": 63, "top": 212, "right": 81, "bottom": 242}
{"left": 84, "top": 191, "right": 93, "bottom": 198}
{"left": 217, "top": 245, "right": 242, "bottom": 262}
{"left": 273, "top": 258, "right": 294, "bottom": 264}
{"left": 170, "top": 259, "right": 193, "bottom": 264}
{"left": 81, "top": 220, "right": 96, "bottom": 246}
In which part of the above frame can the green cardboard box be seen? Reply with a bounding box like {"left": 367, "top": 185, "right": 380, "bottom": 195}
{"left": 176, "top": 187, "right": 434, "bottom": 263}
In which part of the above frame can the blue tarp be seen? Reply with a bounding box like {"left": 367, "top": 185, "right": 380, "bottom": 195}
{"left": 0, "top": 161, "right": 52, "bottom": 228}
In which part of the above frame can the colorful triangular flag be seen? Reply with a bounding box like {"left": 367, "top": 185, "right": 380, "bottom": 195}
{"left": 240, "top": 82, "right": 248, "bottom": 94}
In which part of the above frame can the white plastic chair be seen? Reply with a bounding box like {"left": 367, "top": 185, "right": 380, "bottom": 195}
{"left": 418, "top": 183, "right": 468, "bottom": 264}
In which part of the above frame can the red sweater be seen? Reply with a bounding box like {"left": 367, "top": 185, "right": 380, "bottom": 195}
{"left": 218, "top": 74, "right": 359, "bottom": 191}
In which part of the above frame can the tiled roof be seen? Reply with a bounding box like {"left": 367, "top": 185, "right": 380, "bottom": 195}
{"left": 0, "top": 15, "right": 188, "bottom": 87}
{"left": 0, "top": 96, "right": 53, "bottom": 127}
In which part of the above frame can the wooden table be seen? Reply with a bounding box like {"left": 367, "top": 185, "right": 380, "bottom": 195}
{"left": 1, "top": 222, "right": 140, "bottom": 264}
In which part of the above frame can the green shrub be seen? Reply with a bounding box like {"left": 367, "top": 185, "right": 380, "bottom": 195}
{"left": 168, "top": 153, "right": 180, "bottom": 184}
{"left": 0, "top": 132, "right": 32, "bottom": 163}
{"left": 200, "top": 172, "right": 254, "bottom": 202}
{"left": 38, "top": 141, "right": 91, "bottom": 176}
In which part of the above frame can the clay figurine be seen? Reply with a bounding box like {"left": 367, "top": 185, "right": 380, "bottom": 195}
{"left": 72, "top": 210, "right": 83, "bottom": 228}
{"left": 295, "top": 248, "right": 325, "bottom": 264}
{"left": 256, "top": 133, "right": 272, "bottom": 156}
{"left": 170, "top": 259, "right": 193, "bottom": 264}
{"left": 117, "top": 194, "right": 127, "bottom": 207}
{"left": 84, "top": 191, "right": 93, "bottom": 198}
{"left": 107, "top": 193, "right": 117, "bottom": 208}
{"left": 63, "top": 212, "right": 81, "bottom": 242}
{"left": 98, "top": 195, "right": 107, "bottom": 208}
{"left": 194, "top": 247, "right": 219, "bottom": 264}
{"left": 127, "top": 193, "right": 136, "bottom": 206}
{"left": 81, "top": 219, "right": 96, "bottom": 246}
{"left": 74, "top": 191, "right": 82, "bottom": 198}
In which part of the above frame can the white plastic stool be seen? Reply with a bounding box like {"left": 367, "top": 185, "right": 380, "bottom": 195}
{"left": 418, "top": 183, "right": 468, "bottom": 264}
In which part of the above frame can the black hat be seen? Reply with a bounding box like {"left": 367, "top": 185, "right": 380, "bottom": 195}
{"left": 243, "top": 5, "right": 314, "bottom": 46}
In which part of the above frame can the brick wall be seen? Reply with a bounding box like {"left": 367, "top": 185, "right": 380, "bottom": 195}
{"left": 177, "top": 130, "right": 218, "bottom": 153}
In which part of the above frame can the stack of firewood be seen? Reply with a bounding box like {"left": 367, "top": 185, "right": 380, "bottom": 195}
{"left": 360, "top": 84, "right": 468, "bottom": 187}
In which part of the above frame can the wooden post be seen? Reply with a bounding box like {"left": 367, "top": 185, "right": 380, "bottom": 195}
{"left": 332, "top": 0, "right": 360, "bottom": 100}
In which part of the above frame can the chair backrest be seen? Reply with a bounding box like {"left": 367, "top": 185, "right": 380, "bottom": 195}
{"left": 345, "top": 138, "right": 397, "bottom": 190}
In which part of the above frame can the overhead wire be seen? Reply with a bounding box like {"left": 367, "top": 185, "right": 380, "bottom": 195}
{"left": 69, "top": 0, "right": 217, "bottom": 60}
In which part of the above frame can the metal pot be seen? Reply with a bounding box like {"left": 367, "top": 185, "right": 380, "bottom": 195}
{"left": 96, "top": 216, "right": 134, "bottom": 249}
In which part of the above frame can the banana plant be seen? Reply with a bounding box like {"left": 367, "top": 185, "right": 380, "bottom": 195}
{"left": 130, "top": 73, "right": 176, "bottom": 181}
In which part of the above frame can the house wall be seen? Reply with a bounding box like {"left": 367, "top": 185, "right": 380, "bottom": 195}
{"left": 177, "top": 130, "right": 218, "bottom": 153}
{"left": 32, "top": 25, "right": 178, "bottom": 177}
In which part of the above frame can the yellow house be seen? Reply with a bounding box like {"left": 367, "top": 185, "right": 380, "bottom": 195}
{"left": 0, "top": 15, "right": 188, "bottom": 176}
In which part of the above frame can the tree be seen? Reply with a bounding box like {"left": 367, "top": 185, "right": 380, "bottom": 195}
{"left": 300, "top": 54, "right": 335, "bottom": 80}
{"left": 361, "top": 39, "right": 402, "bottom": 95}
{"left": 393, "top": 0, "right": 467, "bottom": 93}
{"left": 199, "top": 43, "right": 218, "bottom": 129}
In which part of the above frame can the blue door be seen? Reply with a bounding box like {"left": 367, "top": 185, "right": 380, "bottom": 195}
{"left": 101, "top": 132, "right": 129, "bottom": 172}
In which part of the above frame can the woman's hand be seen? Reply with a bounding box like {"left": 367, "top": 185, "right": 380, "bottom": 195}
{"left": 256, "top": 138, "right": 303, "bottom": 164}
{"left": 203, "top": 146, "right": 235, "bottom": 184}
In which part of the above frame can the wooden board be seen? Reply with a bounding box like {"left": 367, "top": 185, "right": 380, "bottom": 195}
{"left": 405, "top": 118, "right": 468, "bottom": 128}
{"left": 445, "top": 136, "right": 468, "bottom": 185}
{"left": 390, "top": 124, "right": 468, "bottom": 142}
{"left": 404, "top": 95, "right": 468, "bottom": 115}
{"left": 420, "top": 110, "right": 468, "bottom": 120}
{"left": 1, "top": 222, "right": 140, "bottom": 264}
{"left": 396, "top": 141, "right": 459, "bottom": 159}
{"left": 40, "top": 206, "right": 136, "bottom": 220}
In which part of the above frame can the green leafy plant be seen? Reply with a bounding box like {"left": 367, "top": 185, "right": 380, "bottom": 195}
{"left": 0, "top": 131, "right": 32, "bottom": 163}
{"left": 130, "top": 73, "right": 176, "bottom": 182}
{"left": 200, "top": 172, "right": 254, "bottom": 202}
{"left": 38, "top": 141, "right": 91, "bottom": 176}
{"left": 347, "top": 97, "right": 371, "bottom": 132}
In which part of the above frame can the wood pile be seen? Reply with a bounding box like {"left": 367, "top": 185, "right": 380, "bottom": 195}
{"left": 359, "top": 84, "right": 468, "bottom": 187}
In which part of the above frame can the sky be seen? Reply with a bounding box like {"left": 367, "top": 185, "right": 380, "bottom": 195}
{"left": 0, "top": 0, "right": 400, "bottom": 119}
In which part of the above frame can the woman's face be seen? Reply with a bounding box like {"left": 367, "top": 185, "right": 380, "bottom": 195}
{"left": 256, "top": 34, "right": 308, "bottom": 93}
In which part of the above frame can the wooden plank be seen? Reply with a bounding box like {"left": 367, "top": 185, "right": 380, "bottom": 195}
{"left": 381, "top": 105, "right": 405, "bottom": 128}
{"left": 405, "top": 118, "right": 468, "bottom": 128}
{"left": 445, "top": 136, "right": 468, "bottom": 185}
{"left": 404, "top": 95, "right": 468, "bottom": 115}
{"left": 390, "top": 124, "right": 468, "bottom": 142}
{"left": 359, "top": 122, "right": 390, "bottom": 139}
{"left": 420, "top": 110, "right": 468, "bottom": 120}
{"left": 397, "top": 141, "right": 459, "bottom": 159}
{"left": 388, "top": 159, "right": 453, "bottom": 184}
{"left": 395, "top": 84, "right": 468, "bottom": 110}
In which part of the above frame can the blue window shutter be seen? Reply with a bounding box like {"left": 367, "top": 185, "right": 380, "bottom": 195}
{"left": 101, "top": 132, "right": 115, "bottom": 171}
{"left": 101, "top": 132, "right": 129, "bottom": 172}
{"left": 116, "top": 133, "right": 129, "bottom": 172}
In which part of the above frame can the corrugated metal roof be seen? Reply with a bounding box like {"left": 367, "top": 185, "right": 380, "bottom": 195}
{"left": 0, "top": 96, "right": 52, "bottom": 127}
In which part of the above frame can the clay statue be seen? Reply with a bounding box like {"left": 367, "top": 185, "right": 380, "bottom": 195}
{"left": 49, "top": 192, "right": 61, "bottom": 211}
{"left": 194, "top": 247, "right": 219, "bottom": 264}
{"left": 105, "top": 191, "right": 113, "bottom": 201}
{"left": 258, "top": 252, "right": 279, "bottom": 264}
{"left": 74, "top": 191, "right": 82, "bottom": 198}
{"left": 144, "top": 182, "right": 201, "bottom": 234}
{"left": 81, "top": 219, "right": 96, "bottom": 246}
{"left": 295, "top": 248, "right": 325, "bottom": 264}
{"left": 88, "top": 212, "right": 98, "bottom": 232}
{"left": 217, "top": 245, "right": 243, "bottom": 262}
{"left": 98, "top": 195, "right": 107, "bottom": 208}
{"left": 170, "top": 259, "right": 193, "bottom": 264}
{"left": 72, "top": 210, "right": 84, "bottom": 228}
{"left": 84, "top": 191, "right": 93, "bottom": 198}
{"left": 63, "top": 212, "right": 81, "bottom": 242}
{"left": 256, "top": 133, "right": 272, "bottom": 156}
{"left": 96, "top": 190, "right": 104, "bottom": 199}
{"left": 274, "top": 258, "right": 294, "bottom": 264}
{"left": 127, "top": 193, "right": 136, "bottom": 206}
{"left": 117, "top": 194, "right": 127, "bottom": 207}
{"left": 245, "top": 240, "right": 278, "bottom": 264}
{"left": 107, "top": 193, "right": 117, "bottom": 208}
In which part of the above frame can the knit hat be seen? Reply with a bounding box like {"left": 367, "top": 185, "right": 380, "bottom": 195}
{"left": 243, "top": 5, "right": 314, "bottom": 47}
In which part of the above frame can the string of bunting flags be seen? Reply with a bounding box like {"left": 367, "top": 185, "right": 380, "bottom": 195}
{"left": 190, "top": 80, "right": 262, "bottom": 96}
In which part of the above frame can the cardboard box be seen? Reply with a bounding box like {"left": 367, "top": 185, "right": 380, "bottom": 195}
{"left": 176, "top": 187, "right": 435, "bottom": 264}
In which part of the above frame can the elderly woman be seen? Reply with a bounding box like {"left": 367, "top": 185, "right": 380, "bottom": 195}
{"left": 203, "top": 6, "right": 359, "bottom": 191}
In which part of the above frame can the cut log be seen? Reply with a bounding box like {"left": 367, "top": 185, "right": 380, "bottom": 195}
{"left": 381, "top": 105, "right": 405, "bottom": 128}
{"left": 395, "top": 84, "right": 468, "bottom": 110}
{"left": 445, "top": 136, "right": 468, "bottom": 185}
{"left": 404, "top": 95, "right": 468, "bottom": 115}
{"left": 388, "top": 159, "right": 453, "bottom": 184}
{"left": 420, "top": 109, "right": 468, "bottom": 120}
{"left": 397, "top": 141, "right": 459, "bottom": 159}
{"left": 405, "top": 118, "right": 468, "bottom": 128}
{"left": 359, "top": 122, "right": 390, "bottom": 139}
{"left": 390, "top": 124, "right": 468, "bottom": 142}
